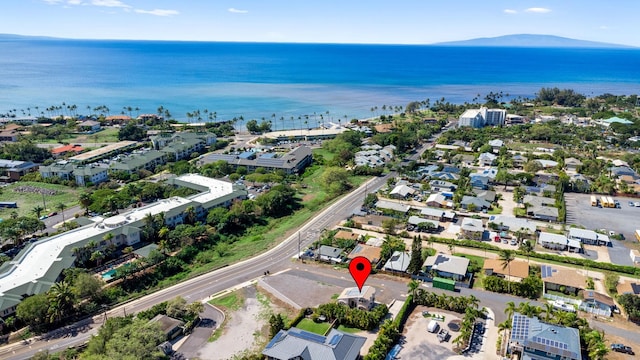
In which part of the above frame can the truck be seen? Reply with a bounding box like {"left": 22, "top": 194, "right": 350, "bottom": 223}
{"left": 590, "top": 195, "right": 597, "bottom": 207}
{"left": 432, "top": 277, "right": 456, "bottom": 291}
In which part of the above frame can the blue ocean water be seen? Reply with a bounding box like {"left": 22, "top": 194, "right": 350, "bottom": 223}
{"left": 1, "top": 39, "right": 639, "bottom": 129}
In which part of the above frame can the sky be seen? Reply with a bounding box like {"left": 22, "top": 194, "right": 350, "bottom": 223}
{"left": 1, "top": 0, "right": 639, "bottom": 46}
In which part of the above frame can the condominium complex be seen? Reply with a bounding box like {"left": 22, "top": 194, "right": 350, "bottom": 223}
{"left": 0, "top": 174, "right": 246, "bottom": 317}
{"left": 458, "top": 107, "right": 506, "bottom": 128}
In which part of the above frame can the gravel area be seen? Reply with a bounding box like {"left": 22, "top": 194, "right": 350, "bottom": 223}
{"left": 259, "top": 272, "right": 348, "bottom": 309}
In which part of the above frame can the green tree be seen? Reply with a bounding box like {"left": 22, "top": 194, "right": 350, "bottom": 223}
{"left": 47, "top": 280, "right": 76, "bottom": 324}
{"left": 32, "top": 205, "right": 45, "bottom": 219}
{"left": 319, "top": 167, "right": 352, "bottom": 195}
{"left": 269, "top": 313, "right": 286, "bottom": 338}
{"left": 71, "top": 272, "right": 104, "bottom": 301}
{"left": 16, "top": 293, "right": 49, "bottom": 329}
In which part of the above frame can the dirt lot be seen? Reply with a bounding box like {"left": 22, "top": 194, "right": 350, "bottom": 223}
{"left": 398, "top": 306, "right": 460, "bottom": 359}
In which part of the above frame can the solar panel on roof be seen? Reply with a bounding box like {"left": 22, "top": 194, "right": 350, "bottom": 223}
{"left": 265, "top": 331, "right": 284, "bottom": 349}
{"left": 293, "top": 329, "right": 326, "bottom": 344}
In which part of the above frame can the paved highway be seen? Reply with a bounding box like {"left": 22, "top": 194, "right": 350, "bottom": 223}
{"left": 0, "top": 172, "right": 391, "bottom": 359}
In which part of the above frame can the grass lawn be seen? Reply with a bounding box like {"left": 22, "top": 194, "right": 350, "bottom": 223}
{"left": 312, "top": 148, "right": 335, "bottom": 162}
{"left": 0, "top": 181, "right": 80, "bottom": 218}
{"left": 68, "top": 127, "right": 120, "bottom": 144}
{"left": 488, "top": 206, "right": 503, "bottom": 215}
{"left": 336, "top": 325, "right": 361, "bottom": 334}
{"left": 295, "top": 318, "right": 331, "bottom": 335}
{"left": 454, "top": 253, "right": 485, "bottom": 268}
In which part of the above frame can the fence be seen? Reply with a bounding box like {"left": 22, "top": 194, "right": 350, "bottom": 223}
{"left": 578, "top": 303, "right": 611, "bottom": 317}
{"left": 543, "top": 293, "right": 582, "bottom": 306}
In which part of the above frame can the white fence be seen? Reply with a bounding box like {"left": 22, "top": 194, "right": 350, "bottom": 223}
{"left": 543, "top": 293, "right": 582, "bottom": 306}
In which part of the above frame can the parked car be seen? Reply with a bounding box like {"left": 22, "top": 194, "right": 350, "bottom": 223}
{"left": 48, "top": 212, "right": 57, "bottom": 217}
{"left": 39, "top": 215, "right": 48, "bottom": 220}
{"left": 611, "top": 343, "right": 634, "bottom": 355}
{"left": 629, "top": 201, "right": 635, "bottom": 207}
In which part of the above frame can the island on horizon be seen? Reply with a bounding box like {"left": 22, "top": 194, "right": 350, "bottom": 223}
{"left": 432, "top": 34, "right": 635, "bottom": 49}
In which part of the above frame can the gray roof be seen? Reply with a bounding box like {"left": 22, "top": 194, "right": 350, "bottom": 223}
{"left": 423, "top": 254, "right": 470, "bottom": 277}
{"left": 489, "top": 215, "right": 536, "bottom": 233}
{"left": 461, "top": 196, "right": 491, "bottom": 209}
{"left": 568, "top": 228, "right": 603, "bottom": 242}
{"left": 375, "top": 200, "right": 410, "bottom": 213}
{"left": 263, "top": 328, "right": 366, "bottom": 360}
{"left": 319, "top": 245, "right": 342, "bottom": 258}
{"left": 538, "top": 232, "right": 580, "bottom": 248}
{"left": 390, "top": 184, "right": 415, "bottom": 197}
{"left": 383, "top": 251, "right": 411, "bottom": 272}
{"left": 407, "top": 216, "right": 439, "bottom": 227}
{"left": 510, "top": 313, "right": 581, "bottom": 360}
{"left": 460, "top": 217, "right": 483, "bottom": 232}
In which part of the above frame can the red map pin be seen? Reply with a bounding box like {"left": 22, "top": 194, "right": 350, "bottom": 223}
{"left": 349, "top": 256, "right": 371, "bottom": 291}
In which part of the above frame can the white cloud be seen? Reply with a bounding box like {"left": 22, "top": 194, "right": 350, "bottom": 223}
{"left": 228, "top": 8, "right": 248, "bottom": 14}
{"left": 42, "top": 0, "right": 64, "bottom": 4}
{"left": 91, "top": 0, "right": 130, "bottom": 8}
{"left": 67, "top": 0, "right": 83, "bottom": 4}
{"left": 503, "top": 9, "right": 517, "bottom": 14}
{"left": 525, "top": 7, "right": 551, "bottom": 14}
{"left": 134, "top": 9, "right": 179, "bottom": 17}
{"left": 599, "top": 25, "right": 609, "bottom": 30}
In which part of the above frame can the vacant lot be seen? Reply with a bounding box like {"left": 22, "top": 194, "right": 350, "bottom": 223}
{"left": 399, "top": 306, "right": 459, "bottom": 360}
{"left": 0, "top": 182, "right": 80, "bottom": 219}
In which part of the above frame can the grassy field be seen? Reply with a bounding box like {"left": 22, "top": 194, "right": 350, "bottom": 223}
{"left": 71, "top": 127, "right": 120, "bottom": 144}
{"left": 209, "top": 291, "right": 243, "bottom": 311}
{"left": 336, "top": 324, "right": 361, "bottom": 334}
{"left": 312, "top": 148, "right": 335, "bottom": 162}
{"left": 295, "top": 318, "right": 331, "bottom": 335}
{"left": 0, "top": 181, "right": 80, "bottom": 219}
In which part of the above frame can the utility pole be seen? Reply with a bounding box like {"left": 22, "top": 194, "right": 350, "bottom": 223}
{"left": 298, "top": 232, "right": 302, "bottom": 262}
{"left": 42, "top": 192, "right": 47, "bottom": 211}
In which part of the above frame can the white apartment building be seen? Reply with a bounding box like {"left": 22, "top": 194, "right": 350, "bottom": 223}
{"left": 458, "top": 107, "right": 506, "bottom": 128}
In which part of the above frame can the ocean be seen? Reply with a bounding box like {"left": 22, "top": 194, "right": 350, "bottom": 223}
{"left": 1, "top": 39, "right": 639, "bottom": 129}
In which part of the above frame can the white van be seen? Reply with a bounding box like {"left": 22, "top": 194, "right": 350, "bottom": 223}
{"left": 427, "top": 320, "right": 440, "bottom": 333}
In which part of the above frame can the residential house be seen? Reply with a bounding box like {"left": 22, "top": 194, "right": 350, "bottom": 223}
{"left": 317, "top": 245, "right": 343, "bottom": 263}
{"left": 429, "top": 171, "right": 460, "bottom": 181}
{"left": 477, "top": 167, "right": 498, "bottom": 180}
{"left": 375, "top": 199, "right": 410, "bottom": 214}
{"left": 383, "top": 251, "right": 411, "bottom": 273}
{"left": 441, "top": 166, "right": 461, "bottom": 174}
{"left": 535, "top": 159, "right": 559, "bottom": 169}
{"left": 337, "top": 286, "right": 376, "bottom": 310}
{"left": 77, "top": 120, "right": 101, "bottom": 133}
{"left": 564, "top": 157, "right": 582, "bottom": 172}
{"left": 538, "top": 232, "right": 581, "bottom": 252}
{"left": 473, "top": 189, "right": 496, "bottom": 203}
{"left": 420, "top": 207, "right": 456, "bottom": 222}
{"left": 541, "top": 264, "right": 586, "bottom": 295}
{"left": 460, "top": 196, "right": 491, "bottom": 211}
{"left": 509, "top": 313, "right": 582, "bottom": 360}
{"left": 469, "top": 174, "right": 490, "bottom": 190}
{"left": 478, "top": 152, "right": 497, "bottom": 167}
{"left": 407, "top": 216, "right": 439, "bottom": 231}
{"left": 523, "top": 195, "right": 558, "bottom": 222}
{"left": 483, "top": 258, "right": 529, "bottom": 282}
{"left": 347, "top": 244, "right": 382, "bottom": 265}
{"left": 460, "top": 218, "right": 484, "bottom": 240}
{"left": 334, "top": 230, "right": 360, "bottom": 242}
{"left": 524, "top": 184, "right": 556, "bottom": 196}
{"left": 416, "top": 164, "right": 439, "bottom": 178}
{"left": 425, "top": 193, "right": 448, "bottom": 208}
{"left": 452, "top": 154, "right": 475, "bottom": 167}
{"left": 422, "top": 253, "right": 470, "bottom": 281}
{"left": 512, "top": 154, "right": 528, "bottom": 168}
{"left": 617, "top": 281, "right": 640, "bottom": 296}
{"left": 488, "top": 215, "right": 536, "bottom": 234}
{"left": 148, "top": 314, "right": 185, "bottom": 341}
{"left": 488, "top": 139, "right": 504, "bottom": 153}
{"left": 0, "top": 129, "right": 19, "bottom": 142}
{"left": 0, "top": 159, "right": 39, "bottom": 182}
{"left": 263, "top": 328, "right": 366, "bottom": 360}
{"left": 458, "top": 107, "right": 506, "bottom": 128}
{"left": 581, "top": 291, "right": 615, "bottom": 317}
{"left": 531, "top": 207, "right": 559, "bottom": 222}
{"left": 389, "top": 184, "right": 415, "bottom": 199}
{"left": 105, "top": 115, "right": 132, "bottom": 124}
{"left": 429, "top": 180, "right": 457, "bottom": 192}
{"left": 610, "top": 165, "right": 637, "bottom": 178}
{"left": 568, "top": 228, "right": 611, "bottom": 246}
{"left": 570, "top": 174, "right": 591, "bottom": 192}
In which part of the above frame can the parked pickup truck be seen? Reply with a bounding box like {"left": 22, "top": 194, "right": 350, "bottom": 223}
{"left": 437, "top": 329, "right": 450, "bottom": 343}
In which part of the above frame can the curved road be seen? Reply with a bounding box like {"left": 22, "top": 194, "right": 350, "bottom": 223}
{"left": 0, "top": 173, "right": 391, "bottom": 360}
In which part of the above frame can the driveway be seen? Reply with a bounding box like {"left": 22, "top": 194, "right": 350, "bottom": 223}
{"left": 176, "top": 304, "right": 224, "bottom": 358}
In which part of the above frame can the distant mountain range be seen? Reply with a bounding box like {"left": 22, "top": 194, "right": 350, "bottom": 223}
{"left": 433, "top": 34, "right": 634, "bottom": 49}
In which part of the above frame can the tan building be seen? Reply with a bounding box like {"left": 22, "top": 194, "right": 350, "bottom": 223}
{"left": 483, "top": 258, "right": 529, "bottom": 282}
{"left": 337, "top": 286, "right": 376, "bottom": 310}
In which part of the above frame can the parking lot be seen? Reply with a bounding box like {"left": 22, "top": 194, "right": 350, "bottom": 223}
{"left": 565, "top": 193, "right": 639, "bottom": 266}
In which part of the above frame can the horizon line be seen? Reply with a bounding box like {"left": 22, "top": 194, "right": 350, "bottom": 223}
{"left": 1, "top": 33, "right": 637, "bottom": 48}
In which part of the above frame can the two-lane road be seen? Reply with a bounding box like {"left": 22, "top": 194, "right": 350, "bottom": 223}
{"left": 0, "top": 173, "right": 391, "bottom": 360}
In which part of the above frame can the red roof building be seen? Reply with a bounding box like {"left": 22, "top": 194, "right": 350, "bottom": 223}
{"left": 51, "top": 144, "right": 85, "bottom": 156}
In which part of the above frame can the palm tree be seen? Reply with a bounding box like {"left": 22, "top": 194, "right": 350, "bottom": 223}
{"left": 32, "top": 205, "right": 44, "bottom": 219}
{"left": 407, "top": 279, "right": 420, "bottom": 300}
{"left": 543, "top": 302, "right": 555, "bottom": 322}
{"left": 504, "top": 301, "right": 517, "bottom": 322}
{"left": 468, "top": 294, "right": 480, "bottom": 309}
{"left": 79, "top": 192, "right": 92, "bottom": 215}
{"left": 519, "top": 240, "right": 534, "bottom": 264}
{"left": 47, "top": 281, "right": 76, "bottom": 324}
{"left": 56, "top": 203, "right": 66, "bottom": 228}
{"left": 499, "top": 249, "right": 516, "bottom": 293}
